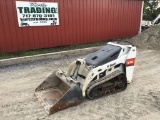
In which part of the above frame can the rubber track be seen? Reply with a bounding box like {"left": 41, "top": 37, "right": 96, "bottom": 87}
{"left": 86, "top": 70, "right": 125, "bottom": 99}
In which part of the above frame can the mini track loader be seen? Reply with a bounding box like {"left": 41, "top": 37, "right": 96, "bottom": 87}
{"left": 35, "top": 42, "right": 136, "bottom": 114}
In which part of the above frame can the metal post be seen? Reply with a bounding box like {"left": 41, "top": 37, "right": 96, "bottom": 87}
{"left": 139, "top": 1, "right": 144, "bottom": 34}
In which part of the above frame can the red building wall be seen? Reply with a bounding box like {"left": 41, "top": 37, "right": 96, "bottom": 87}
{"left": 0, "top": 0, "right": 142, "bottom": 53}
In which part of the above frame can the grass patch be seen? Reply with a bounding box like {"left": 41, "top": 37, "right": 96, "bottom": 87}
{"left": 0, "top": 41, "right": 107, "bottom": 60}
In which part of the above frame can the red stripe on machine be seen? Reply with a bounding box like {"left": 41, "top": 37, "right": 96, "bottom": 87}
{"left": 126, "top": 58, "right": 135, "bottom": 66}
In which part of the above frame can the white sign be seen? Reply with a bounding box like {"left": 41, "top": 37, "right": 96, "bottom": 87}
{"left": 16, "top": 1, "right": 59, "bottom": 27}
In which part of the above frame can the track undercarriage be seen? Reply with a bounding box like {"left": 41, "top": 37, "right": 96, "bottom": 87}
{"left": 86, "top": 71, "right": 127, "bottom": 99}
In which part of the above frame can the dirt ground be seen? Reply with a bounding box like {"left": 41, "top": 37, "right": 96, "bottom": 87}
{"left": 0, "top": 48, "right": 160, "bottom": 120}
{"left": 0, "top": 26, "right": 160, "bottom": 120}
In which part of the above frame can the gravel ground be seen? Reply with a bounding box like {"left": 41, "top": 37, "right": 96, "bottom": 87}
{"left": 129, "top": 26, "right": 160, "bottom": 50}
{"left": 0, "top": 48, "right": 160, "bottom": 120}
{"left": 0, "top": 26, "right": 160, "bottom": 120}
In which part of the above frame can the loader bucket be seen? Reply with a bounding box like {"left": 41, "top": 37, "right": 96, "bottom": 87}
{"left": 35, "top": 72, "right": 83, "bottom": 114}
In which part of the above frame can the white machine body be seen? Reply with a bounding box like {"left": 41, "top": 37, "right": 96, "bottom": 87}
{"left": 66, "top": 42, "right": 136, "bottom": 97}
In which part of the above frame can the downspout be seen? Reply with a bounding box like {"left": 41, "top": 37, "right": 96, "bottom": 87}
{"left": 139, "top": 0, "right": 144, "bottom": 34}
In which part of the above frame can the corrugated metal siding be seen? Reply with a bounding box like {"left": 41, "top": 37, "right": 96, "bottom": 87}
{"left": 0, "top": 0, "right": 142, "bottom": 53}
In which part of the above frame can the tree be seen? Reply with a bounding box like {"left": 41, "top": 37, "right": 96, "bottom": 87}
{"left": 143, "top": 0, "right": 160, "bottom": 20}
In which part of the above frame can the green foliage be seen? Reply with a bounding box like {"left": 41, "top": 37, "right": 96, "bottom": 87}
{"left": 143, "top": 0, "right": 160, "bottom": 20}
{"left": 0, "top": 41, "right": 107, "bottom": 60}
